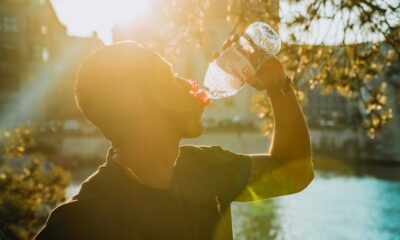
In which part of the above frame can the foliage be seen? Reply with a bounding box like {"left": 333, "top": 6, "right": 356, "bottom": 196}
{"left": 228, "top": 0, "right": 399, "bottom": 138}
{"left": 158, "top": 0, "right": 400, "bottom": 138}
{"left": 280, "top": 0, "right": 399, "bottom": 136}
{"left": 0, "top": 126, "right": 70, "bottom": 240}
{"left": 283, "top": 0, "right": 400, "bottom": 51}
{"left": 162, "top": 0, "right": 209, "bottom": 53}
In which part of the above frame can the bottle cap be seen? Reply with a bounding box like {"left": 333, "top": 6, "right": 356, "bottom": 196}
{"left": 188, "top": 79, "right": 211, "bottom": 107}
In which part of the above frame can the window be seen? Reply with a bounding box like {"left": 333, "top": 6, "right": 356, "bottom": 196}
{"left": 29, "top": 45, "right": 43, "bottom": 62}
{"left": 42, "top": 47, "right": 49, "bottom": 62}
{"left": 41, "top": 25, "right": 48, "bottom": 35}
{"left": 0, "top": 16, "right": 18, "bottom": 32}
{"left": 28, "top": 45, "right": 50, "bottom": 63}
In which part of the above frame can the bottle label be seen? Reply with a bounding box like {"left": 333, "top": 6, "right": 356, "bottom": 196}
{"left": 216, "top": 46, "right": 256, "bottom": 87}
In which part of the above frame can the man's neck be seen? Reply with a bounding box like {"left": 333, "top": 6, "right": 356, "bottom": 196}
{"left": 116, "top": 133, "right": 181, "bottom": 189}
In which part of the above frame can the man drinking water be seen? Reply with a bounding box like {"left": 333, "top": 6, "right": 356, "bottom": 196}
{"left": 35, "top": 38, "right": 313, "bottom": 239}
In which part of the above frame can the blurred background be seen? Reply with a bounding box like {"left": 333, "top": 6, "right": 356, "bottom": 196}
{"left": 0, "top": 0, "right": 399, "bottom": 239}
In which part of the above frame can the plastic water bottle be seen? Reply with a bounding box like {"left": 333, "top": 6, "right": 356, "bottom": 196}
{"left": 203, "top": 22, "right": 281, "bottom": 99}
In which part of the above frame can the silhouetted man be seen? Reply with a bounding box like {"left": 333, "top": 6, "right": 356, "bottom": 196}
{"left": 35, "top": 40, "right": 313, "bottom": 240}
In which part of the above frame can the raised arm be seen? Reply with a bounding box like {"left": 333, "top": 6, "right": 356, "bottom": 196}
{"left": 237, "top": 57, "right": 314, "bottom": 201}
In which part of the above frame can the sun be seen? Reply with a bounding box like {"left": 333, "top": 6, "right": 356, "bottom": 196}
{"left": 51, "top": 0, "right": 153, "bottom": 44}
{"left": 109, "top": 0, "right": 152, "bottom": 24}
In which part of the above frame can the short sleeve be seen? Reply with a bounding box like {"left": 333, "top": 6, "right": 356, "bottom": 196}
{"left": 35, "top": 201, "right": 81, "bottom": 240}
{"left": 35, "top": 200, "right": 109, "bottom": 240}
{"left": 174, "top": 145, "right": 252, "bottom": 204}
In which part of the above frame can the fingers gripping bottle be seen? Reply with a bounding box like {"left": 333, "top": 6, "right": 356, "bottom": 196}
{"left": 203, "top": 22, "right": 281, "bottom": 99}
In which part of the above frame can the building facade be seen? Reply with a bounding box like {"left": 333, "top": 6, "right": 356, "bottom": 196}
{"left": 0, "top": 0, "right": 103, "bottom": 128}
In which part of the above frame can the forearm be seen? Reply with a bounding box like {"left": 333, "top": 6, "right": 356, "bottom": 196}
{"left": 268, "top": 86, "right": 312, "bottom": 162}
{"left": 238, "top": 87, "right": 312, "bottom": 201}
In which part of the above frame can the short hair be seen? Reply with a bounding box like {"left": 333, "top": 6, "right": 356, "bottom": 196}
{"left": 75, "top": 42, "right": 162, "bottom": 142}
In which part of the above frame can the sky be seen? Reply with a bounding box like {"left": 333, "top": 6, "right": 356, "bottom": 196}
{"left": 49, "top": 0, "right": 314, "bottom": 44}
{"left": 50, "top": 0, "right": 152, "bottom": 44}
{"left": 50, "top": 0, "right": 391, "bottom": 45}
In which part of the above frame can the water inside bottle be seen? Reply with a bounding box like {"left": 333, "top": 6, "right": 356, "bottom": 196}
{"left": 203, "top": 60, "right": 245, "bottom": 99}
{"left": 202, "top": 22, "right": 280, "bottom": 100}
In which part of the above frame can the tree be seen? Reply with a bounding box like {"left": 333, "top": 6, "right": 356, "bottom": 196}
{"left": 278, "top": 0, "right": 399, "bottom": 138}
{"left": 153, "top": 0, "right": 400, "bottom": 137}
{"left": 0, "top": 126, "right": 70, "bottom": 239}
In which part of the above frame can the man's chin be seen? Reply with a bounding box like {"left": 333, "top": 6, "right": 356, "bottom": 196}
{"left": 183, "top": 122, "right": 203, "bottom": 138}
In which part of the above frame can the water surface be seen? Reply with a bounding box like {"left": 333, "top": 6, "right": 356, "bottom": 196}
{"left": 232, "top": 172, "right": 400, "bottom": 240}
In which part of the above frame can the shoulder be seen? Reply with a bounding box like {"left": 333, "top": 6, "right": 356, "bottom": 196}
{"left": 175, "top": 145, "right": 252, "bottom": 202}
{"left": 179, "top": 144, "right": 218, "bottom": 155}
{"left": 48, "top": 200, "right": 86, "bottom": 224}
{"left": 179, "top": 144, "right": 239, "bottom": 158}
{"left": 178, "top": 145, "right": 251, "bottom": 166}
{"left": 35, "top": 196, "right": 109, "bottom": 239}
{"left": 177, "top": 145, "right": 225, "bottom": 173}
{"left": 35, "top": 200, "right": 85, "bottom": 239}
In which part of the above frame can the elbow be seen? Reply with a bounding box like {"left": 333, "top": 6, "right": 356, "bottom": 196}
{"left": 290, "top": 156, "right": 314, "bottom": 194}
{"left": 295, "top": 164, "right": 314, "bottom": 193}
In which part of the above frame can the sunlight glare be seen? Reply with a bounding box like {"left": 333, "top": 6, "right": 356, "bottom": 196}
{"left": 109, "top": 0, "right": 152, "bottom": 24}
{"left": 51, "top": 0, "right": 152, "bottom": 44}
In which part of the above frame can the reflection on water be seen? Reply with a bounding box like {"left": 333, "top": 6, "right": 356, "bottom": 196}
{"left": 232, "top": 172, "right": 400, "bottom": 240}
{"left": 67, "top": 169, "right": 400, "bottom": 240}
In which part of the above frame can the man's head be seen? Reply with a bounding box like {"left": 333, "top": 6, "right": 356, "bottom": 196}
{"left": 75, "top": 42, "right": 204, "bottom": 145}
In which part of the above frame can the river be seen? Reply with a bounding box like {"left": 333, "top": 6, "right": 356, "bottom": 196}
{"left": 232, "top": 171, "right": 400, "bottom": 240}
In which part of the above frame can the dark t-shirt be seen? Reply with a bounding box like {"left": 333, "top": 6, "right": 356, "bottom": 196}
{"left": 35, "top": 145, "right": 252, "bottom": 240}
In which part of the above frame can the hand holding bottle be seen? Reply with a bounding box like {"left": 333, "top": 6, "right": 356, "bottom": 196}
{"left": 204, "top": 22, "right": 284, "bottom": 99}
{"left": 215, "top": 34, "right": 287, "bottom": 92}
{"left": 252, "top": 56, "right": 287, "bottom": 91}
